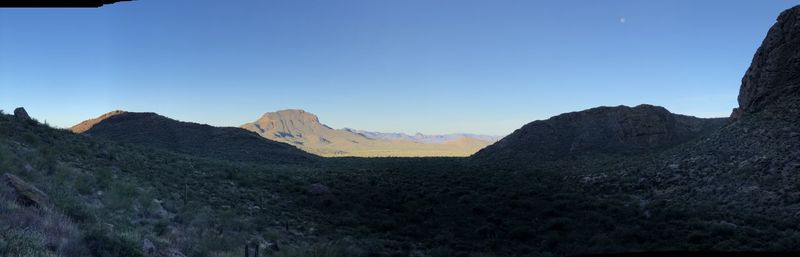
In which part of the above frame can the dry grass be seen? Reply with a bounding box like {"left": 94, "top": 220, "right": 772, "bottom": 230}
{"left": 0, "top": 181, "right": 89, "bottom": 257}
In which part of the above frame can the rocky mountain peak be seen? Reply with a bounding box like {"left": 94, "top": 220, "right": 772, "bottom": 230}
{"left": 732, "top": 5, "right": 800, "bottom": 119}
{"left": 245, "top": 109, "right": 327, "bottom": 138}
{"left": 259, "top": 109, "right": 320, "bottom": 124}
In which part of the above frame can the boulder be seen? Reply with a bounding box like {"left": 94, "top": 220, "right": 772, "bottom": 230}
{"left": 307, "top": 183, "right": 330, "bottom": 195}
{"left": 4, "top": 173, "right": 50, "bottom": 209}
{"left": 13, "top": 107, "right": 30, "bottom": 120}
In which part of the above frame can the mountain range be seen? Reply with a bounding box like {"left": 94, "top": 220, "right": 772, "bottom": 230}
{"left": 344, "top": 128, "right": 503, "bottom": 144}
{"left": 240, "top": 109, "right": 500, "bottom": 157}
{"left": 5, "top": 4, "right": 800, "bottom": 257}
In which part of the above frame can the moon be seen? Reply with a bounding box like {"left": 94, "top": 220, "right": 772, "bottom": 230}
{"left": 620, "top": 17, "right": 626, "bottom": 23}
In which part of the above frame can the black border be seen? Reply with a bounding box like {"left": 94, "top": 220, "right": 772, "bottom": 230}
{"left": 0, "top": 0, "right": 132, "bottom": 8}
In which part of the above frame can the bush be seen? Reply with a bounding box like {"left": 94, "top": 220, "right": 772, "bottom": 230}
{"left": 74, "top": 175, "right": 94, "bottom": 195}
{"left": 105, "top": 182, "right": 137, "bottom": 210}
{"left": 0, "top": 228, "right": 55, "bottom": 257}
{"left": 51, "top": 188, "right": 96, "bottom": 223}
{"left": 83, "top": 226, "right": 144, "bottom": 257}
{"left": 22, "top": 132, "right": 40, "bottom": 146}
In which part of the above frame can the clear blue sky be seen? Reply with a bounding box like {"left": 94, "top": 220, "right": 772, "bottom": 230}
{"left": 0, "top": 1, "right": 796, "bottom": 135}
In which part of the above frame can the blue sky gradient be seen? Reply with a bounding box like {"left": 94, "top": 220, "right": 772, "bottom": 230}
{"left": 0, "top": 1, "right": 797, "bottom": 135}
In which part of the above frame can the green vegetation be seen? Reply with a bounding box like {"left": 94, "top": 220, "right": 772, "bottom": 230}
{"left": 0, "top": 113, "right": 323, "bottom": 256}
{"left": 2, "top": 107, "right": 800, "bottom": 257}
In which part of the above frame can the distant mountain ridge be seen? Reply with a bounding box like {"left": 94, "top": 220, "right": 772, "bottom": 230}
{"left": 241, "top": 109, "right": 497, "bottom": 157}
{"left": 343, "top": 128, "right": 503, "bottom": 144}
{"left": 70, "top": 111, "right": 316, "bottom": 164}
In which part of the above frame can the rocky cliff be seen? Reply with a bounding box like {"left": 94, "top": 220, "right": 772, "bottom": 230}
{"left": 732, "top": 6, "right": 800, "bottom": 119}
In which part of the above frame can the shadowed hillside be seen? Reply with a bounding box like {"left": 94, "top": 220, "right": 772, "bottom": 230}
{"left": 473, "top": 104, "right": 726, "bottom": 163}
{"left": 71, "top": 111, "right": 317, "bottom": 164}
{"left": 0, "top": 109, "right": 331, "bottom": 257}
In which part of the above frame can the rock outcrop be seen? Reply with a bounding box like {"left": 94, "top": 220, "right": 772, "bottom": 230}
{"left": 473, "top": 105, "right": 727, "bottom": 162}
{"left": 13, "top": 107, "right": 30, "bottom": 120}
{"left": 4, "top": 173, "right": 50, "bottom": 209}
{"left": 732, "top": 6, "right": 800, "bottom": 119}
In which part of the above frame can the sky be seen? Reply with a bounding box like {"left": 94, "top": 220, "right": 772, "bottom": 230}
{"left": 0, "top": 0, "right": 797, "bottom": 135}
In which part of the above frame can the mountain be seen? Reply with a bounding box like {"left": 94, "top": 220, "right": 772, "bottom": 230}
{"left": 7, "top": 5, "right": 800, "bottom": 257}
{"left": 70, "top": 111, "right": 316, "bottom": 164}
{"left": 241, "top": 109, "right": 497, "bottom": 157}
{"left": 472, "top": 104, "right": 727, "bottom": 162}
{"left": 344, "top": 129, "right": 503, "bottom": 144}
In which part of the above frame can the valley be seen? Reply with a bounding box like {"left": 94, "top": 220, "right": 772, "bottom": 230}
{"left": 240, "top": 109, "right": 501, "bottom": 157}
{"left": 3, "top": 3, "right": 800, "bottom": 257}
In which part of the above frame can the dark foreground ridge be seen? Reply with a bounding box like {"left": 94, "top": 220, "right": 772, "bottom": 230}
{"left": 0, "top": 0, "right": 131, "bottom": 8}
{"left": 473, "top": 104, "right": 726, "bottom": 163}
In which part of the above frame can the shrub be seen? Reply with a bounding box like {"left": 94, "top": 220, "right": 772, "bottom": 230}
{"left": 154, "top": 219, "right": 169, "bottom": 236}
{"left": 51, "top": 188, "right": 96, "bottom": 223}
{"left": 0, "top": 228, "right": 55, "bottom": 257}
{"left": 83, "top": 226, "right": 143, "bottom": 257}
{"left": 74, "top": 175, "right": 94, "bottom": 195}
{"left": 22, "top": 132, "right": 40, "bottom": 146}
{"left": 105, "top": 182, "right": 137, "bottom": 210}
